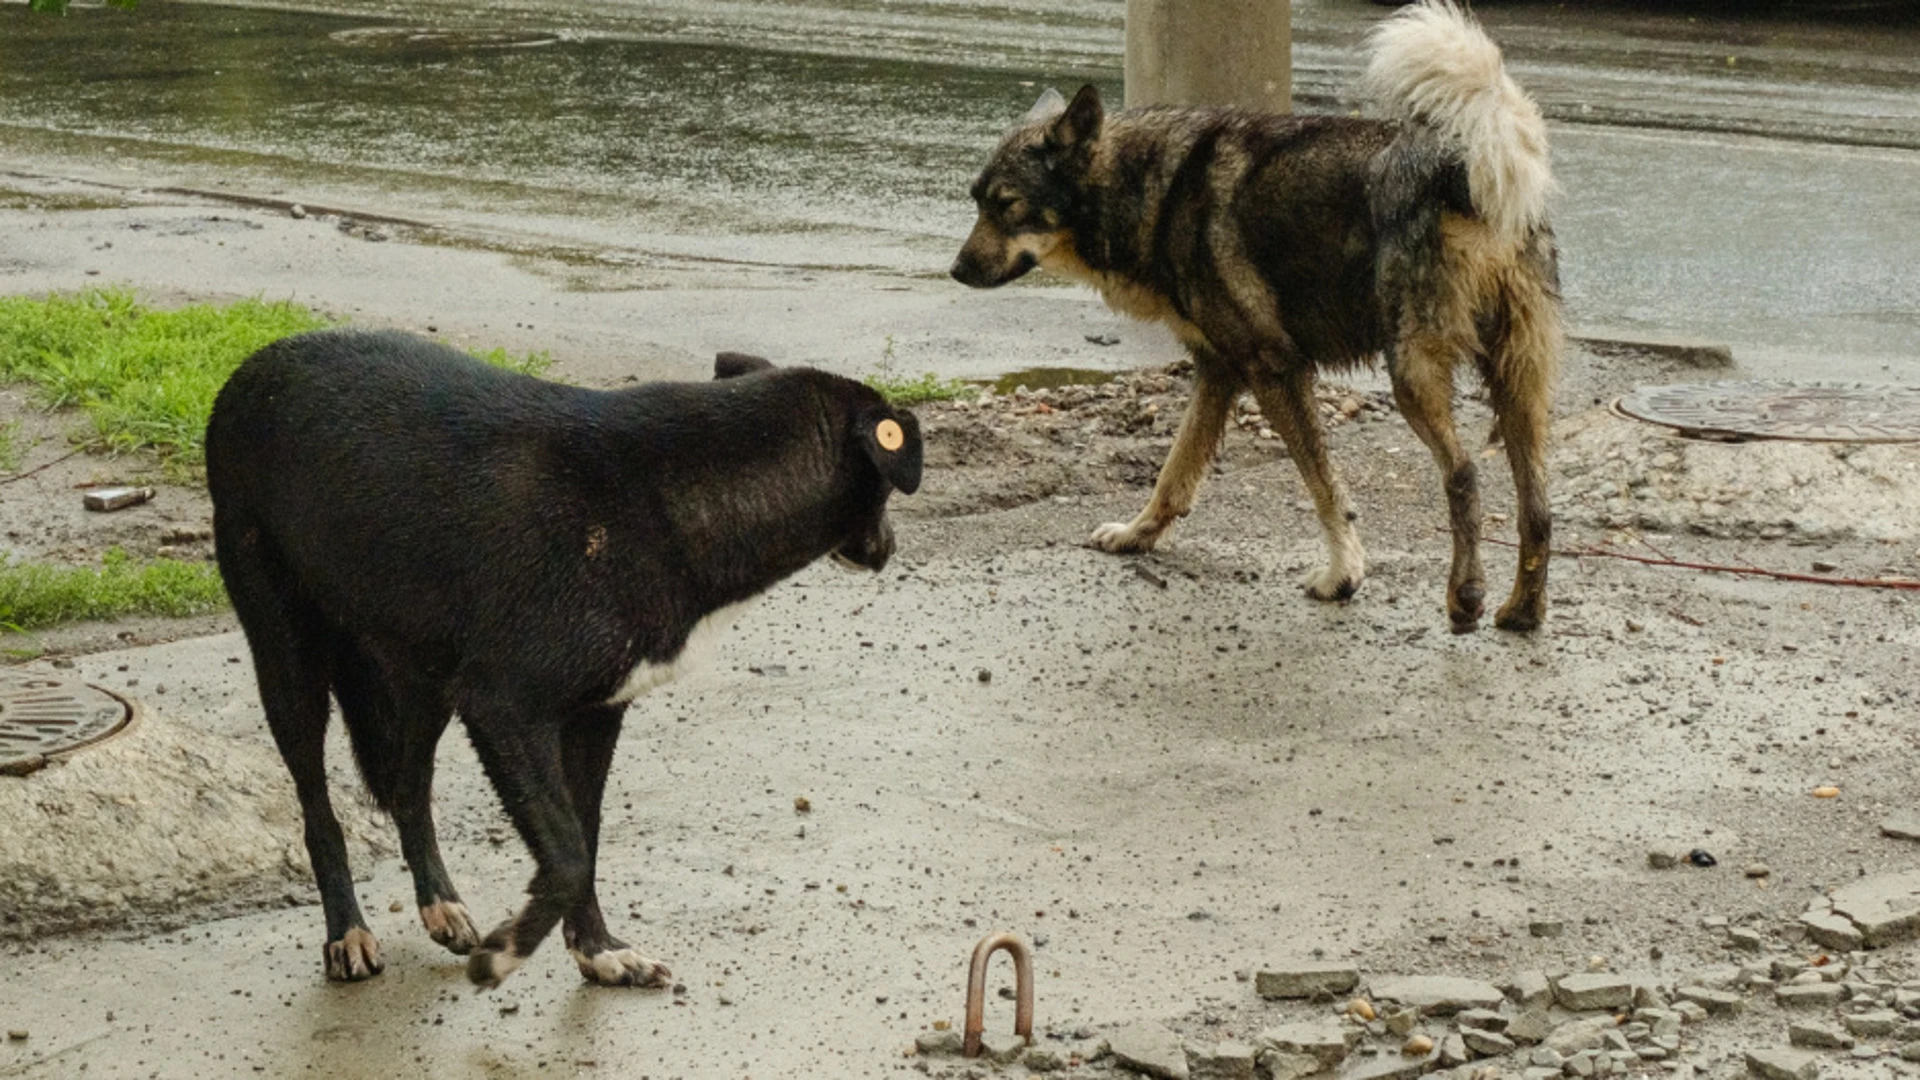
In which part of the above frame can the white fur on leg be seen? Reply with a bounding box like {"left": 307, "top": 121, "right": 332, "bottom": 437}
{"left": 420, "top": 900, "right": 480, "bottom": 955}
{"left": 1301, "top": 525, "right": 1367, "bottom": 601}
{"left": 570, "top": 947, "right": 673, "bottom": 988}
{"left": 1089, "top": 516, "right": 1167, "bottom": 554}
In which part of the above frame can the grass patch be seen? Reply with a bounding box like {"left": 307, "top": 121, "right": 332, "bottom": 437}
{"left": 865, "top": 370, "right": 976, "bottom": 407}
{"left": 862, "top": 337, "right": 974, "bottom": 407}
{"left": 0, "top": 288, "right": 551, "bottom": 467}
{"left": 0, "top": 548, "right": 228, "bottom": 632}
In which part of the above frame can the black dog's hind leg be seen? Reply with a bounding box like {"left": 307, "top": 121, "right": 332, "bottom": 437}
{"left": 559, "top": 705, "right": 672, "bottom": 987}
{"left": 218, "top": 525, "right": 383, "bottom": 981}
{"left": 331, "top": 647, "right": 479, "bottom": 956}
{"left": 460, "top": 694, "right": 599, "bottom": 988}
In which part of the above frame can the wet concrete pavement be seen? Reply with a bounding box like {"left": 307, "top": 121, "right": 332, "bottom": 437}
{"left": 2, "top": 1, "right": 1918, "bottom": 380}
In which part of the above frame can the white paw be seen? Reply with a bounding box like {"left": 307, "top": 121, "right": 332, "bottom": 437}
{"left": 1090, "top": 520, "right": 1160, "bottom": 554}
{"left": 571, "top": 946, "right": 673, "bottom": 988}
{"left": 420, "top": 900, "right": 481, "bottom": 955}
{"left": 324, "top": 927, "right": 384, "bottom": 982}
{"left": 1300, "top": 564, "right": 1361, "bottom": 602}
{"left": 466, "top": 945, "right": 523, "bottom": 989}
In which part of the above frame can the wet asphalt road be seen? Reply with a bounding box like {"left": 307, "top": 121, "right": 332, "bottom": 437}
{"left": 1, "top": 0, "right": 1917, "bottom": 379}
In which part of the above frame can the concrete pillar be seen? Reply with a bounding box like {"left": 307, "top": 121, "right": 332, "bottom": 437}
{"left": 1124, "top": 0, "right": 1292, "bottom": 111}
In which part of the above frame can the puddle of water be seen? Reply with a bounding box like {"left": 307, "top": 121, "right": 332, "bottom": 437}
{"left": 990, "top": 366, "right": 1120, "bottom": 395}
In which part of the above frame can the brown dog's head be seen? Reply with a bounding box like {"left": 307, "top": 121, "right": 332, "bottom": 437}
{"left": 950, "top": 84, "right": 1105, "bottom": 289}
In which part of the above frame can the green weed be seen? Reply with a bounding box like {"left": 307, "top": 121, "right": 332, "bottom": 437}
{"left": 863, "top": 336, "right": 973, "bottom": 407}
{"left": 0, "top": 548, "right": 227, "bottom": 632}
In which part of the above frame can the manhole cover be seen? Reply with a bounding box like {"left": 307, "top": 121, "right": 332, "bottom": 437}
{"left": 1616, "top": 381, "right": 1920, "bottom": 444}
{"left": 0, "top": 674, "right": 131, "bottom": 771}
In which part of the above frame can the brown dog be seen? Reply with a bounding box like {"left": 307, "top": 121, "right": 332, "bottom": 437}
{"left": 952, "top": 0, "right": 1561, "bottom": 632}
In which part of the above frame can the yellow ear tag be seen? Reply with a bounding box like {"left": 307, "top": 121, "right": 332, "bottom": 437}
{"left": 875, "top": 418, "right": 904, "bottom": 452}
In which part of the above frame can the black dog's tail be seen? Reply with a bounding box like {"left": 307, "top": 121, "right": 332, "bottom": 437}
{"left": 1361, "top": 0, "right": 1555, "bottom": 249}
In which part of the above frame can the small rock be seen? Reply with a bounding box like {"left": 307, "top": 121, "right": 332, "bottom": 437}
{"left": 1439, "top": 1034, "right": 1470, "bottom": 1067}
{"left": 1530, "top": 920, "right": 1565, "bottom": 938}
{"left": 1505, "top": 1010, "right": 1554, "bottom": 1045}
{"left": 1457, "top": 1010, "right": 1507, "bottom": 1033}
{"left": 1564, "top": 1051, "right": 1597, "bottom": 1078}
{"left": 1882, "top": 814, "right": 1920, "bottom": 842}
{"left": 1258, "top": 1050, "right": 1322, "bottom": 1080}
{"left": 1024, "top": 1047, "right": 1065, "bottom": 1072}
{"left": 1900, "top": 1042, "right": 1920, "bottom": 1063}
{"left": 1510, "top": 972, "right": 1554, "bottom": 1011}
{"left": 1546, "top": 1016, "right": 1622, "bottom": 1057}
{"left": 1369, "top": 975, "right": 1504, "bottom": 1016}
{"left": 1188, "top": 1041, "right": 1256, "bottom": 1080}
{"left": 1529, "top": 1047, "right": 1564, "bottom": 1069}
{"left": 1556, "top": 974, "right": 1636, "bottom": 1012}
{"left": 1775, "top": 984, "right": 1846, "bottom": 1008}
{"left": 1107, "top": 1021, "right": 1190, "bottom": 1080}
{"left": 1256, "top": 962, "right": 1361, "bottom": 999}
{"left": 1843, "top": 1010, "right": 1900, "bottom": 1038}
{"left": 1727, "top": 927, "right": 1767, "bottom": 952}
{"left": 289, "top": 204, "right": 307, "bottom": 219}
{"left": 6, "top": 1030, "right": 26, "bottom": 1041}
{"left": 1788, "top": 1021, "right": 1853, "bottom": 1049}
{"left": 1384, "top": 1009, "right": 1418, "bottom": 1037}
{"left": 1825, "top": 869, "right": 1920, "bottom": 948}
{"left": 1462, "top": 1029, "right": 1516, "bottom": 1058}
{"left": 1647, "top": 850, "right": 1680, "bottom": 870}
{"left": 1675, "top": 986, "right": 1742, "bottom": 1015}
{"left": 980, "top": 1032, "right": 1027, "bottom": 1064}
{"left": 1339, "top": 1046, "right": 1436, "bottom": 1080}
{"left": 1745, "top": 1048, "right": 1818, "bottom": 1080}
{"left": 917, "top": 1030, "right": 964, "bottom": 1056}
{"left": 1256, "top": 1022, "right": 1356, "bottom": 1068}
{"left": 1673, "top": 1002, "right": 1709, "bottom": 1024}
{"left": 1744, "top": 863, "right": 1771, "bottom": 879}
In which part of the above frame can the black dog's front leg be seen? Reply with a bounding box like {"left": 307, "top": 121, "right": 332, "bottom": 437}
{"left": 458, "top": 697, "right": 596, "bottom": 988}
{"left": 560, "top": 705, "right": 671, "bottom": 987}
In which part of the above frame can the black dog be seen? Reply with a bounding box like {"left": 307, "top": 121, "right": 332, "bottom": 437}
{"left": 206, "top": 330, "right": 922, "bottom": 987}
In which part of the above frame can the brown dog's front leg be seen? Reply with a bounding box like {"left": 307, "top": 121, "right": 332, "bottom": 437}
{"left": 1090, "top": 361, "right": 1236, "bottom": 553}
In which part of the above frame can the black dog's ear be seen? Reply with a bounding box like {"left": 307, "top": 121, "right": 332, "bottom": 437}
{"left": 1046, "top": 84, "right": 1103, "bottom": 151}
{"left": 855, "top": 406, "right": 923, "bottom": 495}
{"left": 714, "top": 352, "right": 775, "bottom": 380}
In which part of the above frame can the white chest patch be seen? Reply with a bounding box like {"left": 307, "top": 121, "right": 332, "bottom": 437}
{"left": 606, "top": 597, "right": 759, "bottom": 705}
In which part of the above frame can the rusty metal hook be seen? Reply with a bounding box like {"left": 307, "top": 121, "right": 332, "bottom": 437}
{"left": 963, "top": 931, "right": 1034, "bottom": 1059}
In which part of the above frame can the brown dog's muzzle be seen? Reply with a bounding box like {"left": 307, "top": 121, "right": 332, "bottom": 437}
{"left": 950, "top": 220, "right": 1036, "bottom": 289}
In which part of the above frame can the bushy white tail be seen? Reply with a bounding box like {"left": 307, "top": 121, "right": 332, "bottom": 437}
{"left": 1362, "top": 0, "right": 1554, "bottom": 246}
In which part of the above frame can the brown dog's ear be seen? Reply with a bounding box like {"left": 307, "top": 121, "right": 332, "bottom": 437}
{"left": 855, "top": 406, "right": 923, "bottom": 495}
{"left": 714, "top": 352, "right": 775, "bottom": 380}
{"left": 1046, "top": 84, "right": 1103, "bottom": 150}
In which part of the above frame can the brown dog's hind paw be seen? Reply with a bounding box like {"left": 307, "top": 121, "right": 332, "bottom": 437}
{"left": 1494, "top": 597, "right": 1544, "bottom": 633}
{"left": 1089, "top": 520, "right": 1161, "bottom": 554}
{"left": 323, "top": 927, "right": 384, "bottom": 982}
{"left": 1300, "top": 566, "right": 1360, "bottom": 602}
{"left": 571, "top": 946, "right": 673, "bottom": 988}
{"left": 420, "top": 900, "right": 481, "bottom": 956}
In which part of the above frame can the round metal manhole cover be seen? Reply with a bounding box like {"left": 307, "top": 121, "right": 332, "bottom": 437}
{"left": 0, "top": 674, "right": 131, "bottom": 771}
{"left": 1615, "top": 381, "right": 1920, "bottom": 444}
